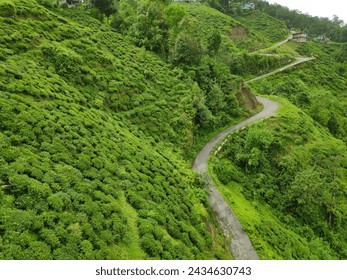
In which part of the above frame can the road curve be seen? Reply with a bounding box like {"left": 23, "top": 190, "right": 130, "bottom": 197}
{"left": 193, "top": 97, "right": 279, "bottom": 174}
{"left": 193, "top": 97, "right": 279, "bottom": 260}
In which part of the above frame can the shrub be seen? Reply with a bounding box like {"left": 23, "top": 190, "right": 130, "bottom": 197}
{"left": 0, "top": 0, "right": 16, "bottom": 18}
{"left": 140, "top": 233, "right": 162, "bottom": 257}
{"left": 41, "top": 42, "right": 83, "bottom": 77}
{"left": 171, "top": 33, "right": 202, "bottom": 66}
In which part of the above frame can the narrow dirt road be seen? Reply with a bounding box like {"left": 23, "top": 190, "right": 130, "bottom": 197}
{"left": 193, "top": 97, "right": 279, "bottom": 260}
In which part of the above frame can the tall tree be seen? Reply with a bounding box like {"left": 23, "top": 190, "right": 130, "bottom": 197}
{"left": 91, "top": 0, "right": 116, "bottom": 16}
{"left": 170, "top": 32, "right": 202, "bottom": 66}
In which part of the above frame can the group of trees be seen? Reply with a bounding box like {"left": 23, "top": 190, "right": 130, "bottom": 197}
{"left": 210, "top": 34, "right": 347, "bottom": 259}
{"left": 256, "top": 0, "right": 347, "bottom": 42}
{"left": 80, "top": 0, "right": 303, "bottom": 143}
{"left": 3, "top": 0, "right": 346, "bottom": 260}
{"left": 97, "top": 1, "right": 295, "bottom": 134}
{"left": 212, "top": 0, "right": 347, "bottom": 42}
{"left": 91, "top": 0, "right": 115, "bottom": 16}
{"left": 94, "top": 1, "right": 252, "bottom": 136}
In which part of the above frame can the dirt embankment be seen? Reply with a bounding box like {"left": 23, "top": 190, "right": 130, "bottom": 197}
{"left": 236, "top": 84, "right": 259, "bottom": 111}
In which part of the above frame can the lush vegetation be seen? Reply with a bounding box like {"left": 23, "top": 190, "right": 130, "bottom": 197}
{"left": 1, "top": 0, "right": 346, "bottom": 260}
{"left": 254, "top": 0, "right": 347, "bottom": 42}
{"left": 234, "top": 9, "right": 288, "bottom": 46}
{"left": 210, "top": 28, "right": 347, "bottom": 259}
{"left": 212, "top": 99, "right": 347, "bottom": 259}
{"left": 0, "top": 0, "right": 235, "bottom": 259}
{"left": 95, "top": 0, "right": 293, "bottom": 150}
{"left": 204, "top": 1, "right": 347, "bottom": 260}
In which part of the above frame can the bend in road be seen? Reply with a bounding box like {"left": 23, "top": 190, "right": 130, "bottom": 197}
{"left": 193, "top": 97, "right": 279, "bottom": 174}
{"left": 250, "top": 33, "right": 292, "bottom": 55}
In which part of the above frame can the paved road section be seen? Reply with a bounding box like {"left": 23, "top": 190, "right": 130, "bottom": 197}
{"left": 245, "top": 57, "right": 315, "bottom": 84}
{"left": 193, "top": 97, "right": 279, "bottom": 260}
{"left": 193, "top": 34, "right": 314, "bottom": 258}
{"left": 193, "top": 97, "right": 279, "bottom": 174}
{"left": 271, "top": 34, "right": 293, "bottom": 48}
{"left": 250, "top": 34, "right": 292, "bottom": 55}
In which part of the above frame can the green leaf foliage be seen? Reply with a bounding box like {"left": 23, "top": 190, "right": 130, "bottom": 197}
{"left": 0, "top": 0, "right": 233, "bottom": 260}
{"left": 0, "top": 0, "right": 17, "bottom": 18}
{"left": 2, "top": 0, "right": 346, "bottom": 261}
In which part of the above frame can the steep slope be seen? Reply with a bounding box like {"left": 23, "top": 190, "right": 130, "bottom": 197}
{"left": 0, "top": 1, "right": 200, "bottom": 152}
{"left": 183, "top": 3, "right": 288, "bottom": 51}
{"left": 234, "top": 10, "right": 288, "bottom": 46}
{"left": 0, "top": 0, "right": 231, "bottom": 259}
{"left": 205, "top": 16, "right": 347, "bottom": 259}
{"left": 183, "top": 3, "right": 252, "bottom": 50}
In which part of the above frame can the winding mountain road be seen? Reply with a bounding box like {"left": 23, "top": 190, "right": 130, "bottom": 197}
{"left": 193, "top": 97, "right": 279, "bottom": 260}
{"left": 193, "top": 45, "right": 315, "bottom": 259}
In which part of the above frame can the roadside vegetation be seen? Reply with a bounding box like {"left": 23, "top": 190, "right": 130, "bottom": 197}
{"left": 212, "top": 98, "right": 347, "bottom": 259}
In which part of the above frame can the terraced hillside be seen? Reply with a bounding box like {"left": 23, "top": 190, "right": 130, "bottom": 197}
{"left": 0, "top": 0, "right": 232, "bottom": 259}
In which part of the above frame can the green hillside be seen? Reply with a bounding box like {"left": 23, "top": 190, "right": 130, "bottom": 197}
{"left": 1, "top": 0, "right": 346, "bottom": 260}
{"left": 183, "top": 3, "right": 257, "bottom": 50}
{"left": 181, "top": 3, "right": 293, "bottom": 80}
{"left": 234, "top": 9, "right": 288, "bottom": 46}
{"left": 211, "top": 40, "right": 347, "bottom": 259}
{"left": 0, "top": 0, "right": 232, "bottom": 259}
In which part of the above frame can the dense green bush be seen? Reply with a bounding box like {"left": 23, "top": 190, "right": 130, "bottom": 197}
{"left": 41, "top": 42, "right": 83, "bottom": 77}
{"left": 0, "top": 0, "right": 16, "bottom": 18}
{"left": 170, "top": 32, "right": 202, "bottom": 66}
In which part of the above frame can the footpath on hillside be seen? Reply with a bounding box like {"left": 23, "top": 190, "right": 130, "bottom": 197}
{"left": 193, "top": 38, "right": 315, "bottom": 259}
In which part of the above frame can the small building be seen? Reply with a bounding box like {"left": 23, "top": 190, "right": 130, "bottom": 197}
{"left": 291, "top": 32, "right": 308, "bottom": 43}
{"left": 241, "top": 3, "right": 255, "bottom": 10}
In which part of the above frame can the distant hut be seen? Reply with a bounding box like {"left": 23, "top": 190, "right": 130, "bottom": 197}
{"left": 291, "top": 32, "right": 308, "bottom": 43}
